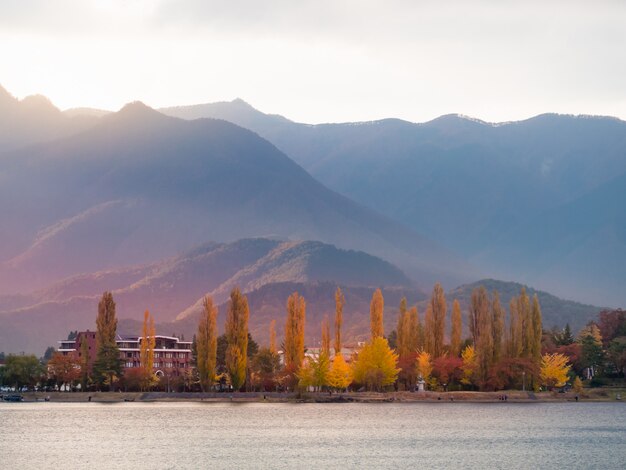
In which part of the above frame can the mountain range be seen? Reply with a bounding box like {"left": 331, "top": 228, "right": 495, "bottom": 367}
{"left": 161, "top": 100, "right": 626, "bottom": 307}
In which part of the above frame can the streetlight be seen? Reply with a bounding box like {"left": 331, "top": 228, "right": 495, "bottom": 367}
{"left": 522, "top": 371, "right": 526, "bottom": 392}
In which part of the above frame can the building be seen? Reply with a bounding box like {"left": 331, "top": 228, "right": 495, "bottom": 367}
{"left": 58, "top": 331, "right": 192, "bottom": 377}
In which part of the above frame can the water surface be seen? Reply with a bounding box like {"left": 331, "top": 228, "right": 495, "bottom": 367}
{"left": 1, "top": 401, "right": 625, "bottom": 469}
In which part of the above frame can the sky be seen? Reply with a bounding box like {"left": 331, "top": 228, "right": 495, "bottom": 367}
{"left": 1, "top": 0, "right": 625, "bottom": 124}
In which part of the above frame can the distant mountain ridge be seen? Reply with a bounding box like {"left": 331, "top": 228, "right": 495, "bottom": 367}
{"left": 161, "top": 99, "right": 626, "bottom": 306}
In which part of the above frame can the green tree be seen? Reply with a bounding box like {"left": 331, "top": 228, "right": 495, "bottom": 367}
{"left": 93, "top": 291, "right": 121, "bottom": 390}
{"left": 225, "top": 287, "right": 249, "bottom": 391}
{"left": 3, "top": 354, "right": 44, "bottom": 390}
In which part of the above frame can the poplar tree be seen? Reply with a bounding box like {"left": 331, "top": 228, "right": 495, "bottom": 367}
{"left": 450, "top": 299, "right": 462, "bottom": 357}
{"left": 508, "top": 298, "right": 522, "bottom": 358}
{"left": 269, "top": 319, "right": 277, "bottom": 354}
{"left": 409, "top": 306, "right": 420, "bottom": 352}
{"left": 370, "top": 288, "right": 384, "bottom": 339}
{"left": 430, "top": 283, "right": 447, "bottom": 358}
{"left": 334, "top": 287, "right": 344, "bottom": 355}
{"left": 285, "top": 291, "right": 306, "bottom": 371}
{"left": 424, "top": 303, "right": 434, "bottom": 356}
{"left": 197, "top": 296, "right": 218, "bottom": 392}
{"left": 518, "top": 288, "right": 533, "bottom": 359}
{"left": 531, "top": 294, "right": 543, "bottom": 363}
{"left": 469, "top": 286, "right": 489, "bottom": 345}
{"left": 225, "top": 287, "right": 249, "bottom": 391}
{"left": 491, "top": 292, "right": 505, "bottom": 364}
{"left": 396, "top": 297, "right": 408, "bottom": 356}
{"left": 321, "top": 315, "right": 331, "bottom": 357}
{"left": 93, "top": 291, "right": 121, "bottom": 389}
{"left": 476, "top": 296, "right": 494, "bottom": 388}
{"left": 140, "top": 310, "right": 156, "bottom": 390}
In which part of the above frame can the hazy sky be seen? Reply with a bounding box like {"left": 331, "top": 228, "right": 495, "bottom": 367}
{"left": 1, "top": 0, "right": 625, "bottom": 123}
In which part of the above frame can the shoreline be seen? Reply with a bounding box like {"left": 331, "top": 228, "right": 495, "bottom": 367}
{"left": 7, "top": 389, "right": 624, "bottom": 404}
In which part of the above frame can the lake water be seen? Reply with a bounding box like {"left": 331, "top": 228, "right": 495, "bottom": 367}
{"left": 1, "top": 401, "right": 625, "bottom": 469}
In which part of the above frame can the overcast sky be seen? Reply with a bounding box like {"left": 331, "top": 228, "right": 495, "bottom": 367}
{"left": 1, "top": 0, "right": 625, "bottom": 123}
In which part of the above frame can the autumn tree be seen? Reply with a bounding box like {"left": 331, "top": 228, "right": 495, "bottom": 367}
{"left": 298, "top": 352, "right": 330, "bottom": 391}
{"left": 328, "top": 354, "right": 352, "bottom": 391}
{"left": 197, "top": 296, "right": 218, "bottom": 392}
{"left": 430, "top": 283, "right": 447, "bottom": 358}
{"left": 225, "top": 287, "right": 249, "bottom": 391}
{"left": 469, "top": 286, "right": 489, "bottom": 345}
{"left": 397, "top": 302, "right": 419, "bottom": 389}
{"left": 531, "top": 294, "right": 543, "bottom": 364}
{"left": 540, "top": 353, "right": 571, "bottom": 389}
{"left": 518, "top": 288, "right": 533, "bottom": 359}
{"left": 351, "top": 337, "right": 399, "bottom": 391}
{"left": 461, "top": 345, "right": 477, "bottom": 387}
{"left": 450, "top": 299, "right": 462, "bottom": 357}
{"left": 370, "top": 288, "right": 384, "bottom": 339}
{"left": 79, "top": 335, "right": 90, "bottom": 390}
{"left": 284, "top": 291, "right": 306, "bottom": 374}
{"left": 269, "top": 319, "right": 277, "bottom": 354}
{"left": 416, "top": 351, "right": 433, "bottom": 382}
{"left": 93, "top": 291, "right": 121, "bottom": 389}
{"left": 321, "top": 315, "right": 331, "bottom": 357}
{"left": 396, "top": 297, "right": 409, "bottom": 357}
{"left": 48, "top": 353, "right": 81, "bottom": 391}
{"left": 251, "top": 347, "right": 281, "bottom": 391}
{"left": 508, "top": 298, "right": 522, "bottom": 358}
{"left": 140, "top": 310, "right": 157, "bottom": 391}
{"left": 334, "top": 287, "right": 344, "bottom": 354}
{"left": 491, "top": 292, "right": 505, "bottom": 364}
{"left": 423, "top": 303, "right": 434, "bottom": 356}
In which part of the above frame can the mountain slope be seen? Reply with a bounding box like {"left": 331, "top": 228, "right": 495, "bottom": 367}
{"left": 0, "top": 238, "right": 415, "bottom": 354}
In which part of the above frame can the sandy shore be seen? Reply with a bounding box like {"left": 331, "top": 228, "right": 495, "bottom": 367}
{"left": 8, "top": 389, "right": 624, "bottom": 404}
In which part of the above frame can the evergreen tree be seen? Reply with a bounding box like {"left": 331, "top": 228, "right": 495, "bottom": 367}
{"left": 225, "top": 287, "right": 249, "bottom": 390}
{"left": 93, "top": 292, "right": 121, "bottom": 389}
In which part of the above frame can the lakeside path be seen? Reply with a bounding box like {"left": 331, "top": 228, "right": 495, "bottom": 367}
{"left": 12, "top": 389, "right": 625, "bottom": 403}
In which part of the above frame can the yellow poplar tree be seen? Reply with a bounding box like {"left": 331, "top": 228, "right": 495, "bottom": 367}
{"left": 491, "top": 291, "right": 505, "bottom": 364}
{"left": 540, "top": 353, "right": 571, "bottom": 389}
{"left": 334, "top": 287, "right": 344, "bottom": 355}
{"left": 225, "top": 287, "right": 249, "bottom": 390}
{"left": 140, "top": 310, "right": 156, "bottom": 390}
{"left": 396, "top": 297, "right": 408, "bottom": 356}
{"left": 518, "top": 288, "right": 533, "bottom": 359}
{"left": 370, "top": 288, "right": 384, "bottom": 339}
{"left": 450, "top": 299, "right": 462, "bottom": 357}
{"left": 285, "top": 292, "right": 306, "bottom": 371}
{"left": 424, "top": 303, "right": 434, "bottom": 355}
{"left": 197, "top": 296, "right": 218, "bottom": 392}
{"left": 531, "top": 294, "right": 543, "bottom": 364}
{"left": 321, "top": 315, "right": 331, "bottom": 357}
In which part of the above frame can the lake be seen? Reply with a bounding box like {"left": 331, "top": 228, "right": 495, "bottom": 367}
{"left": 1, "top": 401, "right": 625, "bottom": 469}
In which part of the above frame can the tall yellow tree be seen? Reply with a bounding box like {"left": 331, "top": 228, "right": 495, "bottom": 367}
{"left": 409, "top": 306, "right": 420, "bottom": 352}
{"left": 140, "top": 310, "right": 156, "bottom": 390}
{"left": 518, "top": 288, "right": 533, "bottom": 359}
{"left": 461, "top": 345, "right": 477, "bottom": 386}
{"left": 285, "top": 291, "right": 306, "bottom": 372}
{"left": 334, "top": 287, "right": 344, "bottom": 355}
{"left": 197, "top": 296, "right": 218, "bottom": 392}
{"left": 450, "top": 299, "right": 462, "bottom": 357}
{"left": 531, "top": 294, "right": 543, "bottom": 364}
{"left": 396, "top": 297, "right": 408, "bottom": 356}
{"left": 351, "top": 337, "right": 399, "bottom": 391}
{"left": 423, "top": 303, "right": 434, "bottom": 356}
{"left": 430, "top": 283, "right": 447, "bottom": 358}
{"left": 508, "top": 298, "right": 523, "bottom": 358}
{"left": 370, "top": 288, "right": 384, "bottom": 339}
{"left": 225, "top": 287, "right": 249, "bottom": 390}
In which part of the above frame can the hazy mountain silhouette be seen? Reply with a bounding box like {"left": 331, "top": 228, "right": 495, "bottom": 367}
{"left": 163, "top": 101, "right": 626, "bottom": 306}
{"left": 0, "top": 99, "right": 472, "bottom": 294}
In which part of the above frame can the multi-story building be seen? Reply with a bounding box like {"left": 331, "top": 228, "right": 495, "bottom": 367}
{"left": 58, "top": 331, "right": 192, "bottom": 377}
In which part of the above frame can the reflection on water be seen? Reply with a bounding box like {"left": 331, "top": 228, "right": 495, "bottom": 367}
{"left": 1, "top": 402, "right": 625, "bottom": 469}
